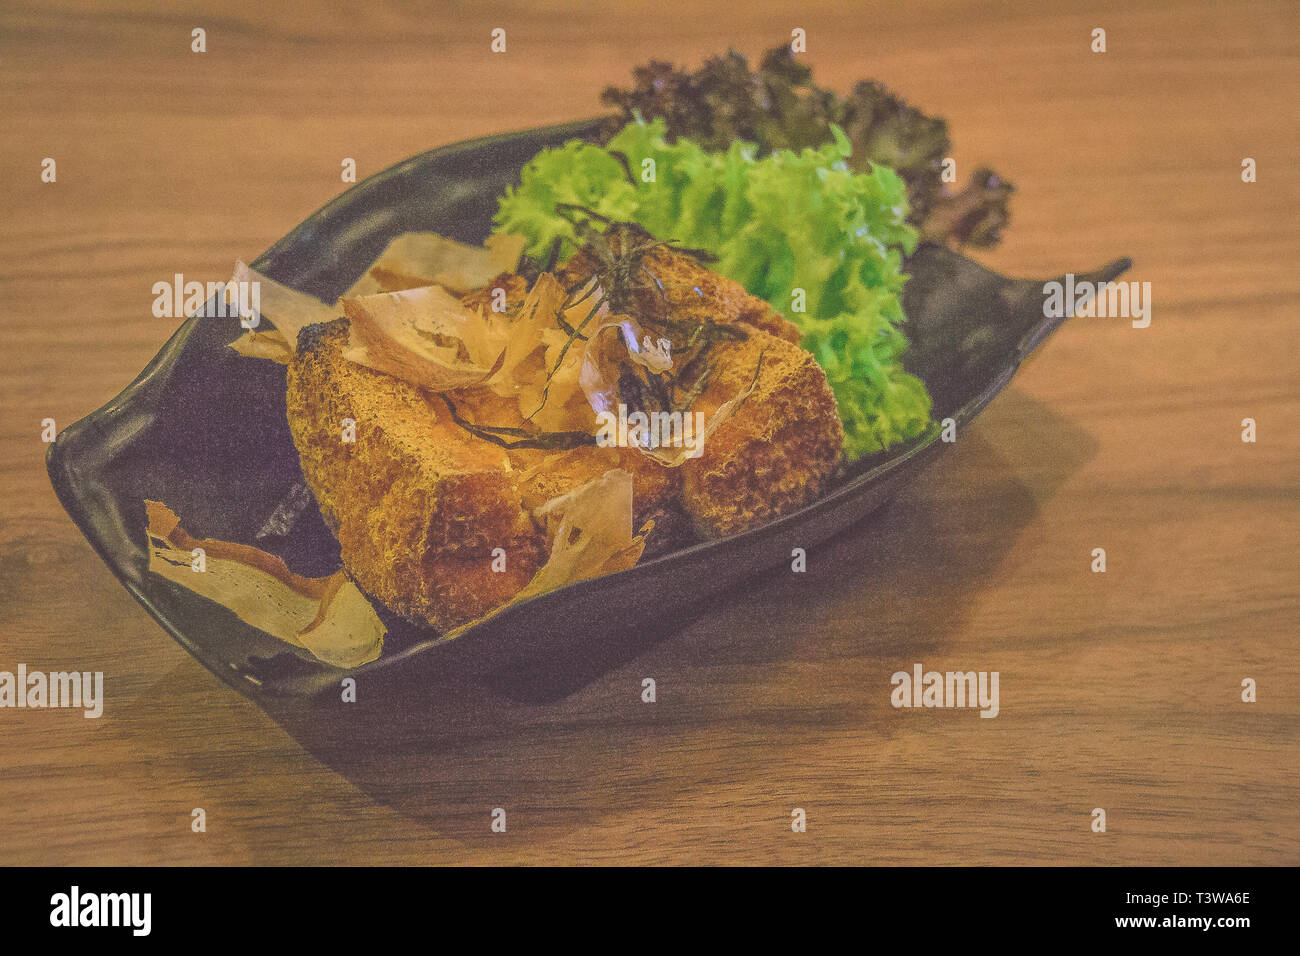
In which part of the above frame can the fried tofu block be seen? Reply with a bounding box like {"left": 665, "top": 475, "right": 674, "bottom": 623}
{"left": 286, "top": 320, "right": 544, "bottom": 631}
{"left": 682, "top": 323, "right": 844, "bottom": 539}
{"left": 282, "top": 235, "right": 843, "bottom": 630}
{"left": 557, "top": 232, "right": 842, "bottom": 538}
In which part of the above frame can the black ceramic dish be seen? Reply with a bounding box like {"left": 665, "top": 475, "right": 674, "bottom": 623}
{"left": 47, "top": 117, "right": 1129, "bottom": 702}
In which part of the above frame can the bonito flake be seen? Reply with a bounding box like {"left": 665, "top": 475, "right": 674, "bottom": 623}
{"left": 145, "top": 501, "right": 384, "bottom": 668}
{"left": 441, "top": 468, "right": 650, "bottom": 640}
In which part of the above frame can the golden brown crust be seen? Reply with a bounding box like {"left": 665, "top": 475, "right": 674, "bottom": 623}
{"left": 283, "top": 249, "right": 843, "bottom": 629}
{"left": 682, "top": 323, "right": 844, "bottom": 539}
{"left": 286, "top": 320, "right": 545, "bottom": 631}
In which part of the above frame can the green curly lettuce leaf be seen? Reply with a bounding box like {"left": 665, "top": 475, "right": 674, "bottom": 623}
{"left": 598, "top": 45, "right": 1014, "bottom": 248}
{"left": 493, "top": 116, "right": 934, "bottom": 459}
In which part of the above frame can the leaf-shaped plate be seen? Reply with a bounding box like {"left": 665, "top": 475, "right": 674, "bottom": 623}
{"left": 46, "top": 118, "right": 1129, "bottom": 703}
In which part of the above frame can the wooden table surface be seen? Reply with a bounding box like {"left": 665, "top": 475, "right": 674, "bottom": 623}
{"left": 1, "top": 0, "right": 1296, "bottom": 866}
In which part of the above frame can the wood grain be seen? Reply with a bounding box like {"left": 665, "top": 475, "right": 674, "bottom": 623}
{"left": 0, "top": 0, "right": 1296, "bottom": 865}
